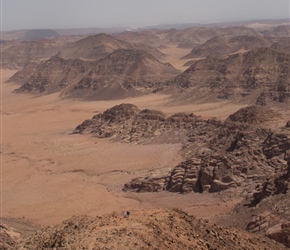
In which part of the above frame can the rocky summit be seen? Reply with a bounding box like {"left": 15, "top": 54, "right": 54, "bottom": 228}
{"left": 14, "top": 209, "right": 286, "bottom": 250}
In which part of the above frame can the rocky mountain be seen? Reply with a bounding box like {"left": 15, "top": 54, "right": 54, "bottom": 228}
{"left": 115, "top": 30, "right": 164, "bottom": 47}
{"left": 0, "top": 40, "right": 62, "bottom": 70}
{"left": 2, "top": 33, "right": 163, "bottom": 71}
{"left": 22, "top": 29, "right": 60, "bottom": 41}
{"left": 13, "top": 55, "right": 92, "bottom": 93}
{"left": 7, "top": 62, "right": 39, "bottom": 84}
{"left": 164, "top": 26, "right": 259, "bottom": 47}
{"left": 182, "top": 35, "right": 274, "bottom": 59}
{"left": 56, "top": 33, "right": 164, "bottom": 61}
{"left": 56, "top": 33, "right": 132, "bottom": 60}
{"left": 271, "top": 37, "right": 290, "bottom": 54}
{"left": 15, "top": 209, "right": 286, "bottom": 250}
{"left": 116, "top": 25, "right": 260, "bottom": 48}
{"left": 262, "top": 25, "right": 290, "bottom": 37}
{"left": 162, "top": 47, "right": 290, "bottom": 105}
{"left": 13, "top": 49, "right": 179, "bottom": 100}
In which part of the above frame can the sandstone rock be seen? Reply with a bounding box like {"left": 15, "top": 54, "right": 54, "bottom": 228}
{"left": 123, "top": 173, "right": 168, "bottom": 193}
{"left": 0, "top": 224, "right": 21, "bottom": 250}
{"left": 266, "top": 222, "right": 290, "bottom": 247}
{"left": 263, "top": 130, "right": 290, "bottom": 159}
{"left": 247, "top": 212, "right": 271, "bottom": 233}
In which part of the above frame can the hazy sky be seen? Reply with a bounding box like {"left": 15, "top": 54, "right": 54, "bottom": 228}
{"left": 1, "top": 0, "right": 289, "bottom": 31}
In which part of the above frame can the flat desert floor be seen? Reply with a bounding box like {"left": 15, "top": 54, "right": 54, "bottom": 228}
{"left": 1, "top": 63, "right": 248, "bottom": 234}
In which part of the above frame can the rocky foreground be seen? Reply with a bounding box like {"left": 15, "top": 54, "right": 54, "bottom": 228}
{"left": 4, "top": 209, "right": 285, "bottom": 250}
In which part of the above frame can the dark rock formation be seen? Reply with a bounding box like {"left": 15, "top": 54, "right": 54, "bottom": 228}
{"left": 72, "top": 103, "right": 199, "bottom": 144}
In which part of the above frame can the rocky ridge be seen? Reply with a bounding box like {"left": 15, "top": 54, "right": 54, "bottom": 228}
{"left": 56, "top": 33, "right": 164, "bottom": 60}
{"left": 116, "top": 25, "right": 260, "bottom": 48}
{"left": 72, "top": 103, "right": 198, "bottom": 144}
{"left": 15, "top": 209, "right": 286, "bottom": 250}
{"left": 270, "top": 37, "right": 290, "bottom": 54}
{"left": 0, "top": 40, "right": 62, "bottom": 70}
{"left": 13, "top": 50, "right": 179, "bottom": 100}
{"left": 182, "top": 35, "right": 274, "bottom": 59}
{"left": 162, "top": 47, "right": 290, "bottom": 105}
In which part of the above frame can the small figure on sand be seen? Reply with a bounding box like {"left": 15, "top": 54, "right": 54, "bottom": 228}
{"left": 124, "top": 211, "right": 130, "bottom": 218}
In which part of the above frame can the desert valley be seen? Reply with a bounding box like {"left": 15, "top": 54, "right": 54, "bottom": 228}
{"left": 1, "top": 18, "right": 290, "bottom": 249}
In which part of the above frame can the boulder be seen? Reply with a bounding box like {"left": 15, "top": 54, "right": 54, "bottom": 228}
{"left": 266, "top": 222, "right": 290, "bottom": 247}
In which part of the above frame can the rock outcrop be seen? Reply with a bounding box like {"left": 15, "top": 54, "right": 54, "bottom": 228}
{"left": 125, "top": 106, "right": 288, "bottom": 194}
{"left": 15, "top": 209, "right": 287, "bottom": 250}
{"left": 225, "top": 105, "right": 280, "bottom": 124}
{"left": 72, "top": 103, "right": 199, "bottom": 144}
{"left": 0, "top": 224, "right": 20, "bottom": 250}
{"left": 267, "top": 222, "right": 290, "bottom": 248}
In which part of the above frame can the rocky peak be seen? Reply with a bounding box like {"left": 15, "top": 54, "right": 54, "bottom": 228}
{"left": 225, "top": 105, "right": 279, "bottom": 125}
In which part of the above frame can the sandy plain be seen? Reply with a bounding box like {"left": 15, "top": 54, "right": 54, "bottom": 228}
{"left": 1, "top": 48, "right": 247, "bottom": 235}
